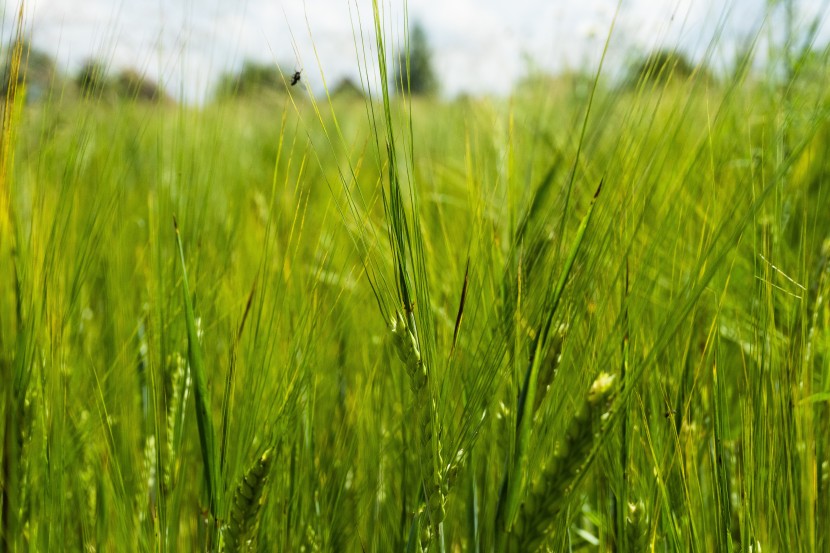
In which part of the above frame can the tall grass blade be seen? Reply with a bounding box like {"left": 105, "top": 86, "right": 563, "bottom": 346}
{"left": 173, "top": 216, "right": 220, "bottom": 518}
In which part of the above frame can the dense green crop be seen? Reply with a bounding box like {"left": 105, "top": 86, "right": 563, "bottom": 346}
{"left": 1, "top": 4, "right": 829, "bottom": 552}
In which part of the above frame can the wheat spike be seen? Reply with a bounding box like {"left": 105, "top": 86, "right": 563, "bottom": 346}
{"left": 513, "top": 372, "right": 616, "bottom": 551}
{"left": 223, "top": 448, "right": 274, "bottom": 552}
{"left": 390, "top": 311, "right": 446, "bottom": 533}
{"left": 164, "top": 353, "right": 189, "bottom": 491}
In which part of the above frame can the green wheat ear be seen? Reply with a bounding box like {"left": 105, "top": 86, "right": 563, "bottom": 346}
{"left": 390, "top": 311, "right": 447, "bottom": 535}
{"left": 223, "top": 448, "right": 274, "bottom": 552}
{"left": 164, "top": 353, "right": 188, "bottom": 492}
{"left": 513, "top": 372, "right": 616, "bottom": 551}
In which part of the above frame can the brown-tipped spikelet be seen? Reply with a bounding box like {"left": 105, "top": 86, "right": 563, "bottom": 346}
{"left": 223, "top": 448, "right": 274, "bottom": 552}
{"left": 513, "top": 372, "right": 616, "bottom": 551}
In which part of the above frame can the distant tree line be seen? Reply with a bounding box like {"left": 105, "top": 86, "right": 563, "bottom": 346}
{"left": 74, "top": 60, "right": 171, "bottom": 102}
{"left": 2, "top": 31, "right": 707, "bottom": 108}
{"left": 0, "top": 40, "right": 370, "bottom": 105}
{"left": 212, "top": 60, "right": 366, "bottom": 102}
{"left": 214, "top": 60, "right": 286, "bottom": 100}
{"left": 0, "top": 43, "right": 57, "bottom": 102}
{"left": 0, "top": 28, "right": 436, "bottom": 103}
{"left": 5, "top": 31, "right": 823, "bottom": 106}
{"left": 0, "top": 40, "right": 172, "bottom": 104}
{"left": 623, "top": 48, "right": 712, "bottom": 88}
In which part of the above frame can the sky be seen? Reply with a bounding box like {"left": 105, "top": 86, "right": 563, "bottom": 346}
{"left": 2, "top": 0, "right": 829, "bottom": 103}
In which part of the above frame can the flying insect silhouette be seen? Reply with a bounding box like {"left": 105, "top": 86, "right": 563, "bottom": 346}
{"left": 291, "top": 69, "right": 302, "bottom": 86}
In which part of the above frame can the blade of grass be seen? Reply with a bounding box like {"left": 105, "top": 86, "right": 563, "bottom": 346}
{"left": 173, "top": 216, "right": 220, "bottom": 521}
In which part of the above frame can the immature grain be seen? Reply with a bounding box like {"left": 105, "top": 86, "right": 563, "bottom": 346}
{"left": 512, "top": 372, "right": 616, "bottom": 551}
{"left": 390, "top": 311, "right": 424, "bottom": 390}
{"left": 137, "top": 435, "right": 157, "bottom": 524}
{"left": 304, "top": 523, "right": 322, "bottom": 552}
{"left": 418, "top": 507, "right": 432, "bottom": 553}
{"left": 626, "top": 499, "right": 648, "bottom": 550}
{"left": 223, "top": 448, "right": 274, "bottom": 552}
{"left": 164, "top": 353, "right": 189, "bottom": 491}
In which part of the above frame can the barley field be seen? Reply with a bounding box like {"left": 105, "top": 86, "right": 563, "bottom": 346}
{"left": 1, "top": 3, "right": 829, "bottom": 552}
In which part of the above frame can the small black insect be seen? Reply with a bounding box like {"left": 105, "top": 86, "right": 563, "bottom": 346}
{"left": 291, "top": 70, "right": 302, "bottom": 86}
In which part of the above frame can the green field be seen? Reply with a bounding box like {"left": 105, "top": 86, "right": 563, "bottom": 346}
{"left": 1, "top": 7, "right": 830, "bottom": 553}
